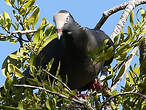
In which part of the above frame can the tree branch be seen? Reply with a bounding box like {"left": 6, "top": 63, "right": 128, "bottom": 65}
{"left": 42, "top": 69, "right": 72, "bottom": 93}
{"left": 100, "top": 91, "right": 146, "bottom": 109}
{"left": 94, "top": 0, "right": 146, "bottom": 30}
{"left": 14, "top": 84, "right": 94, "bottom": 110}
{"left": 111, "top": 14, "right": 146, "bottom": 91}
{"left": 110, "top": 0, "right": 142, "bottom": 41}
{"left": 0, "top": 30, "right": 37, "bottom": 42}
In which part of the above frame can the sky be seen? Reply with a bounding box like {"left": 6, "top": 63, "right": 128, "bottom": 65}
{"left": 0, "top": 0, "right": 145, "bottom": 87}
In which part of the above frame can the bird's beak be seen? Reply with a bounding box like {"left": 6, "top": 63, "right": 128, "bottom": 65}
{"left": 57, "top": 29, "right": 63, "bottom": 40}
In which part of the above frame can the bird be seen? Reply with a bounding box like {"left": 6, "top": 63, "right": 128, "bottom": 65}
{"left": 35, "top": 10, "right": 114, "bottom": 91}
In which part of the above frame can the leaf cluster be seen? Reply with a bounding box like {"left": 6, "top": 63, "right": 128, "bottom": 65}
{"left": 0, "top": 0, "right": 146, "bottom": 110}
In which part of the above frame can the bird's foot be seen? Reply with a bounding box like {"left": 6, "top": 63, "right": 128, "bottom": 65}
{"left": 92, "top": 79, "right": 103, "bottom": 90}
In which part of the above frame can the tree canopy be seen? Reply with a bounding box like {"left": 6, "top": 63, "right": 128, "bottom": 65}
{"left": 0, "top": 0, "right": 146, "bottom": 110}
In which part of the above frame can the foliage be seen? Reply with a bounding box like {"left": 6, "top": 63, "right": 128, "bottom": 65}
{"left": 0, "top": 0, "right": 146, "bottom": 110}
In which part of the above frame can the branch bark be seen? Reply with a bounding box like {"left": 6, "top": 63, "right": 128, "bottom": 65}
{"left": 110, "top": 0, "right": 136, "bottom": 41}
{"left": 14, "top": 84, "right": 95, "bottom": 110}
{"left": 94, "top": 0, "right": 146, "bottom": 31}
{"left": 0, "top": 30, "right": 37, "bottom": 39}
{"left": 14, "top": 85, "right": 84, "bottom": 104}
{"left": 100, "top": 91, "right": 146, "bottom": 110}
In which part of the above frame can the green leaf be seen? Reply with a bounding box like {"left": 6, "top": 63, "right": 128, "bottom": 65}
{"left": 34, "top": 18, "right": 49, "bottom": 41}
{"left": 18, "top": 102, "right": 24, "bottom": 110}
{"left": 3, "top": 11, "right": 11, "bottom": 22}
{"left": 8, "top": 64, "right": 23, "bottom": 78}
{"left": 8, "top": 64, "right": 14, "bottom": 73}
{"left": 104, "top": 39, "right": 109, "bottom": 44}
{"left": 2, "top": 52, "right": 21, "bottom": 76}
{"left": 46, "top": 99, "right": 51, "bottom": 110}
{"left": 24, "top": 0, "right": 35, "bottom": 8}
{"left": 114, "top": 34, "right": 119, "bottom": 46}
{"left": 12, "top": 22, "right": 19, "bottom": 30}
{"left": 140, "top": 8, "right": 145, "bottom": 15}
{"left": 29, "top": 53, "right": 36, "bottom": 71}
{"left": 14, "top": 65, "right": 23, "bottom": 78}
{"left": 5, "top": 0, "right": 11, "bottom": 6}
{"left": 109, "top": 90, "right": 118, "bottom": 95}
{"left": 127, "top": 26, "right": 133, "bottom": 38}
{"left": 33, "top": 30, "right": 39, "bottom": 43}
{"left": 130, "top": 11, "right": 134, "bottom": 28}
{"left": 27, "top": 7, "right": 40, "bottom": 29}
{"left": 0, "top": 33, "right": 11, "bottom": 41}
{"left": 42, "top": 33, "right": 57, "bottom": 48}
{"left": 3, "top": 11, "right": 12, "bottom": 31}
{"left": 140, "top": 8, "right": 145, "bottom": 22}
{"left": 102, "top": 75, "right": 113, "bottom": 82}
{"left": 10, "top": 38, "right": 17, "bottom": 44}
{"left": 19, "top": 7, "right": 27, "bottom": 16}
{"left": 114, "top": 64, "right": 125, "bottom": 83}
{"left": 26, "top": 78, "right": 40, "bottom": 86}
{"left": 10, "top": 0, "right": 16, "bottom": 8}
{"left": 19, "top": 0, "right": 25, "bottom": 4}
{"left": 9, "top": 54, "right": 19, "bottom": 60}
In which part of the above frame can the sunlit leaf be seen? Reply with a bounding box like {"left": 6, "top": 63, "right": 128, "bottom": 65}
{"left": 14, "top": 65, "right": 23, "bottom": 78}
{"left": 114, "top": 64, "right": 125, "bottom": 84}
{"left": 130, "top": 11, "right": 134, "bottom": 28}
{"left": 19, "top": 7, "right": 27, "bottom": 16}
{"left": 8, "top": 64, "right": 23, "bottom": 78}
{"left": 2, "top": 52, "right": 21, "bottom": 76}
{"left": 140, "top": 8, "right": 145, "bottom": 15}
{"left": 0, "top": 34, "right": 11, "bottom": 41}
{"left": 27, "top": 7, "right": 40, "bottom": 29}
{"left": 24, "top": 0, "right": 35, "bottom": 8}
{"left": 42, "top": 33, "right": 57, "bottom": 48}
{"left": 18, "top": 102, "right": 23, "bottom": 110}
{"left": 3, "top": 11, "right": 12, "bottom": 31}
{"left": 46, "top": 99, "right": 51, "bottom": 110}
{"left": 10, "top": 38, "right": 17, "bottom": 44}
{"left": 127, "top": 26, "right": 133, "bottom": 38}
{"left": 5, "top": 0, "right": 11, "bottom": 6}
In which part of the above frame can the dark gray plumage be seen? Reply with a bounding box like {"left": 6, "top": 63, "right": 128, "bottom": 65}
{"left": 35, "top": 10, "right": 114, "bottom": 90}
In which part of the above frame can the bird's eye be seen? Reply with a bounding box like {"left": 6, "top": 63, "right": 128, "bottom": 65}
{"left": 66, "top": 16, "right": 70, "bottom": 23}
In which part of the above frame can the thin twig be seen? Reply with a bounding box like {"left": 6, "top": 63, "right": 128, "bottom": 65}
{"left": 42, "top": 69, "right": 72, "bottom": 92}
{"left": 14, "top": 84, "right": 74, "bottom": 101}
{"left": 13, "top": 84, "right": 95, "bottom": 110}
{"left": 0, "top": 30, "right": 37, "bottom": 42}
{"left": 94, "top": 0, "right": 146, "bottom": 30}
{"left": 100, "top": 91, "right": 146, "bottom": 109}
{"left": 12, "top": 30, "right": 37, "bottom": 35}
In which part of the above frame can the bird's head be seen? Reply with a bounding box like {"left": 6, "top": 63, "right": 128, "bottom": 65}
{"left": 53, "top": 10, "right": 74, "bottom": 39}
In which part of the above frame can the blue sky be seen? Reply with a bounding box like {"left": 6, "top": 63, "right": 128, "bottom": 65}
{"left": 0, "top": 0, "right": 145, "bottom": 86}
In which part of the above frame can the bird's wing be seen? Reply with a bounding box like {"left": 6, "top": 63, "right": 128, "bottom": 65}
{"left": 35, "top": 38, "right": 64, "bottom": 73}
{"left": 86, "top": 29, "right": 114, "bottom": 66}
{"left": 86, "top": 29, "right": 114, "bottom": 51}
